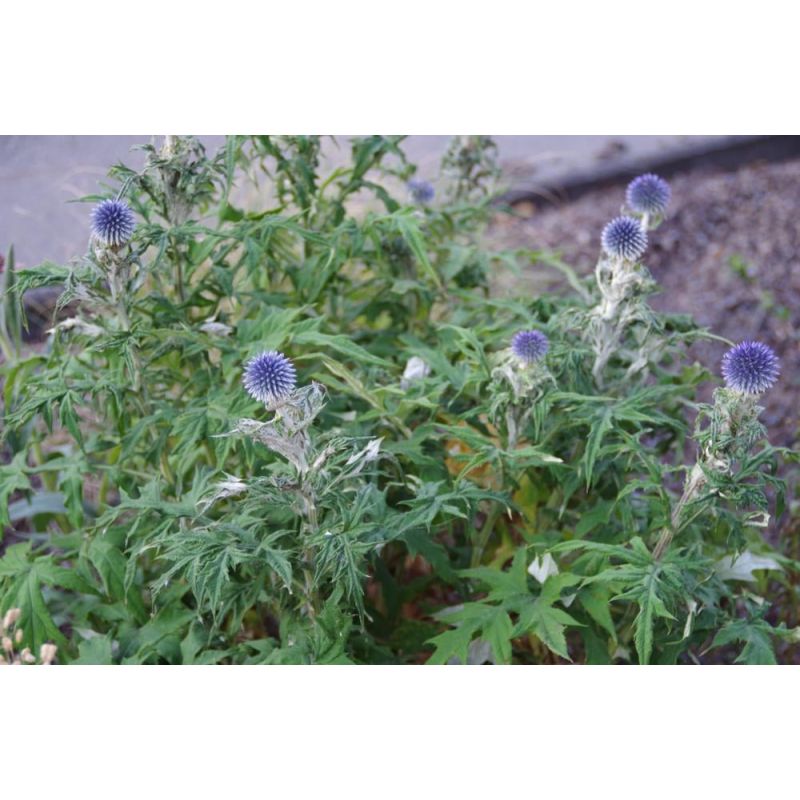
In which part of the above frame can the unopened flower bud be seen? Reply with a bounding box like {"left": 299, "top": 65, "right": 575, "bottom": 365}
{"left": 2, "top": 636, "right": 12, "bottom": 654}
{"left": 40, "top": 644, "right": 58, "bottom": 665}
{"left": 3, "top": 608, "right": 21, "bottom": 630}
{"left": 20, "top": 647, "right": 36, "bottom": 664}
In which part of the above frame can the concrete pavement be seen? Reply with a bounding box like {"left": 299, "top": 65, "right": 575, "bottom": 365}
{"left": 0, "top": 135, "right": 733, "bottom": 267}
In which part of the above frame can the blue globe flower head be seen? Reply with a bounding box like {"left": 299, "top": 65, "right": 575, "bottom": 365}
{"left": 626, "top": 174, "right": 671, "bottom": 215}
{"left": 721, "top": 341, "right": 780, "bottom": 394}
{"left": 243, "top": 351, "right": 297, "bottom": 404}
{"left": 408, "top": 179, "right": 435, "bottom": 205}
{"left": 511, "top": 329, "right": 549, "bottom": 364}
{"left": 601, "top": 216, "right": 647, "bottom": 261}
{"left": 90, "top": 199, "right": 136, "bottom": 247}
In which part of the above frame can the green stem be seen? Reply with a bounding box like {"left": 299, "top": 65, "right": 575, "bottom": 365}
{"left": 174, "top": 247, "right": 185, "bottom": 303}
{"left": 471, "top": 502, "right": 503, "bottom": 568}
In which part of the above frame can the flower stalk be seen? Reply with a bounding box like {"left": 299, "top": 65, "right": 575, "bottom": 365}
{"left": 586, "top": 176, "right": 672, "bottom": 388}
{"left": 654, "top": 343, "right": 779, "bottom": 560}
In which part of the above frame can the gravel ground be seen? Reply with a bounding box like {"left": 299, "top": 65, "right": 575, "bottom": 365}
{"left": 488, "top": 158, "right": 800, "bottom": 452}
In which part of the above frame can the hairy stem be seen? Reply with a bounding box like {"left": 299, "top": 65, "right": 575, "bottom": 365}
{"left": 653, "top": 463, "right": 707, "bottom": 560}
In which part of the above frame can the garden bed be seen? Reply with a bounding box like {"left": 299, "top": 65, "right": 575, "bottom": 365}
{"left": 2, "top": 136, "right": 797, "bottom": 665}
{"left": 491, "top": 156, "right": 800, "bottom": 452}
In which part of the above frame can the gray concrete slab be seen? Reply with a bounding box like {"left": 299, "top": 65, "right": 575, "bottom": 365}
{"left": 0, "top": 135, "right": 733, "bottom": 267}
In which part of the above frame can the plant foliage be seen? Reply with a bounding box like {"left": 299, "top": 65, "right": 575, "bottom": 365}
{"left": 0, "top": 135, "right": 796, "bottom": 664}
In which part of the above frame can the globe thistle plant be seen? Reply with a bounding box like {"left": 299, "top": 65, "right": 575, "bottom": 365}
{"left": 511, "top": 330, "right": 549, "bottom": 364}
{"left": 589, "top": 216, "right": 653, "bottom": 385}
{"left": 585, "top": 178, "right": 677, "bottom": 389}
{"left": 601, "top": 216, "right": 647, "bottom": 261}
{"left": 626, "top": 174, "right": 671, "bottom": 216}
{"left": 84, "top": 198, "right": 143, "bottom": 389}
{"left": 653, "top": 340, "right": 780, "bottom": 561}
{"left": 441, "top": 135, "right": 500, "bottom": 202}
{"left": 235, "top": 354, "right": 320, "bottom": 479}
{"left": 408, "top": 179, "right": 435, "bottom": 205}
{"left": 721, "top": 341, "right": 780, "bottom": 395}
{"left": 90, "top": 199, "right": 136, "bottom": 247}
{"left": 491, "top": 330, "right": 554, "bottom": 448}
{"left": 243, "top": 351, "right": 297, "bottom": 405}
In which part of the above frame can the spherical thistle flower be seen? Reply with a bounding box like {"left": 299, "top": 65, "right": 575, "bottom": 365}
{"left": 626, "top": 173, "right": 671, "bottom": 215}
{"left": 408, "top": 179, "right": 435, "bottom": 205}
{"left": 511, "top": 329, "right": 549, "bottom": 364}
{"left": 243, "top": 351, "right": 297, "bottom": 404}
{"left": 721, "top": 340, "right": 780, "bottom": 394}
{"left": 601, "top": 216, "right": 647, "bottom": 261}
{"left": 90, "top": 199, "right": 136, "bottom": 247}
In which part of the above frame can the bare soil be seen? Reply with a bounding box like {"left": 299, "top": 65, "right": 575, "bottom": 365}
{"left": 487, "top": 161, "right": 800, "bottom": 660}
{"left": 488, "top": 157, "right": 800, "bottom": 453}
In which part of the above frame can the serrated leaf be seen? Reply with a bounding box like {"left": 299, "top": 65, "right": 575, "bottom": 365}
{"left": 633, "top": 567, "right": 675, "bottom": 665}
{"left": 711, "top": 618, "right": 778, "bottom": 665}
{"left": 426, "top": 624, "right": 476, "bottom": 665}
{"left": 577, "top": 585, "right": 618, "bottom": 640}
{"left": 294, "top": 330, "right": 391, "bottom": 369}
{"left": 36, "top": 561, "right": 95, "bottom": 595}
{"left": 483, "top": 609, "right": 513, "bottom": 664}
{"left": 574, "top": 500, "right": 614, "bottom": 537}
{"left": 261, "top": 546, "right": 292, "bottom": 589}
{"left": 538, "top": 571, "right": 582, "bottom": 606}
{"left": 0, "top": 452, "right": 31, "bottom": 529}
{"left": 75, "top": 634, "right": 114, "bottom": 665}
{"left": 88, "top": 538, "right": 146, "bottom": 619}
{"left": 14, "top": 568, "right": 67, "bottom": 653}
{"left": 583, "top": 407, "right": 613, "bottom": 490}
{"left": 515, "top": 598, "right": 580, "bottom": 661}
{"left": 394, "top": 213, "right": 442, "bottom": 289}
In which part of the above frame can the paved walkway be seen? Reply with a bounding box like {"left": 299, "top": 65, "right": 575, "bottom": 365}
{"left": 0, "top": 135, "right": 729, "bottom": 267}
